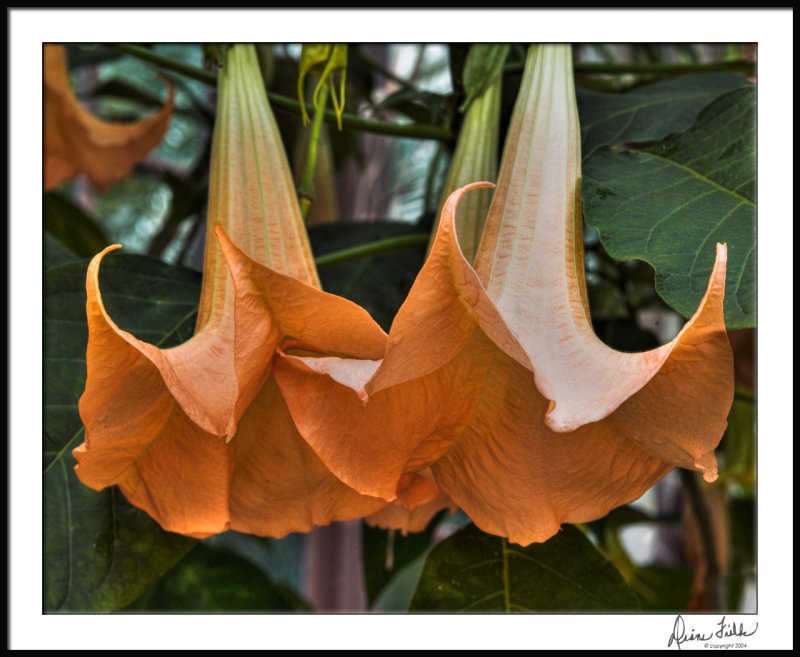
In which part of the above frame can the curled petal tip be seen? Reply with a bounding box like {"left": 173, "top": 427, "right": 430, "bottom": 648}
{"left": 695, "top": 452, "right": 719, "bottom": 482}
{"left": 99, "top": 243, "right": 124, "bottom": 257}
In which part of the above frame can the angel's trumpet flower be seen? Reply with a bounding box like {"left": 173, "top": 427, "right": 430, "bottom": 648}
{"left": 44, "top": 44, "right": 174, "bottom": 192}
{"left": 224, "top": 44, "right": 733, "bottom": 545}
{"left": 73, "top": 45, "right": 385, "bottom": 537}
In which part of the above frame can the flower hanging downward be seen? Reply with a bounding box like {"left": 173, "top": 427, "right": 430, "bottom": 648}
{"left": 44, "top": 44, "right": 174, "bottom": 192}
{"left": 73, "top": 45, "right": 386, "bottom": 538}
{"left": 231, "top": 44, "right": 735, "bottom": 545}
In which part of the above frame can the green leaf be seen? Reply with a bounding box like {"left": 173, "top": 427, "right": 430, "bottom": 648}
{"left": 409, "top": 524, "right": 640, "bottom": 612}
{"left": 44, "top": 232, "right": 80, "bottom": 270}
{"left": 126, "top": 544, "right": 310, "bottom": 611}
{"left": 363, "top": 513, "right": 444, "bottom": 606}
{"left": 727, "top": 496, "right": 755, "bottom": 609}
{"left": 720, "top": 391, "right": 756, "bottom": 490}
{"left": 577, "top": 72, "right": 748, "bottom": 157}
{"left": 44, "top": 253, "right": 201, "bottom": 611}
{"left": 372, "top": 552, "right": 430, "bottom": 612}
{"left": 309, "top": 221, "right": 428, "bottom": 331}
{"left": 583, "top": 87, "right": 756, "bottom": 328}
{"left": 460, "top": 44, "right": 510, "bottom": 112}
{"left": 44, "top": 192, "right": 110, "bottom": 257}
{"left": 629, "top": 566, "right": 694, "bottom": 611}
{"left": 203, "top": 531, "right": 307, "bottom": 598}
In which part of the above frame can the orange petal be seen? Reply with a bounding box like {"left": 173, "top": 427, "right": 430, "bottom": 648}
{"left": 430, "top": 362, "right": 672, "bottom": 545}
{"left": 366, "top": 471, "right": 456, "bottom": 536}
{"left": 228, "top": 377, "right": 385, "bottom": 537}
{"left": 44, "top": 45, "right": 174, "bottom": 192}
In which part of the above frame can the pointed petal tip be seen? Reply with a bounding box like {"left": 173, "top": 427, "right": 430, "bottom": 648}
{"left": 97, "top": 243, "right": 124, "bottom": 258}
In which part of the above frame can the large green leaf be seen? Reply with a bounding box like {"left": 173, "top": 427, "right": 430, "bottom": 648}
{"left": 125, "top": 544, "right": 310, "bottom": 611}
{"left": 583, "top": 86, "right": 756, "bottom": 328}
{"left": 409, "top": 524, "right": 639, "bottom": 612}
{"left": 44, "top": 232, "right": 80, "bottom": 270}
{"left": 44, "top": 253, "right": 201, "bottom": 611}
{"left": 577, "top": 73, "right": 749, "bottom": 157}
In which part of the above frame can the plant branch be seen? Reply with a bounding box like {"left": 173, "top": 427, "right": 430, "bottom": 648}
{"left": 314, "top": 234, "right": 430, "bottom": 269}
{"left": 679, "top": 468, "right": 722, "bottom": 610}
{"left": 104, "top": 44, "right": 453, "bottom": 141}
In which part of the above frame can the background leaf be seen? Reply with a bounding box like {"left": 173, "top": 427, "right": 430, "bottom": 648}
{"left": 409, "top": 524, "right": 640, "bottom": 612}
{"left": 582, "top": 86, "right": 756, "bottom": 328}
{"left": 44, "top": 232, "right": 80, "bottom": 270}
{"left": 460, "top": 44, "right": 510, "bottom": 112}
{"left": 362, "top": 512, "right": 444, "bottom": 606}
{"left": 44, "top": 253, "right": 201, "bottom": 611}
{"left": 44, "top": 192, "right": 110, "bottom": 257}
{"left": 125, "top": 544, "right": 310, "bottom": 611}
{"left": 577, "top": 72, "right": 749, "bottom": 157}
{"left": 309, "top": 221, "right": 428, "bottom": 331}
{"left": 203, "top": 531, "right": 308, "bottom": 600}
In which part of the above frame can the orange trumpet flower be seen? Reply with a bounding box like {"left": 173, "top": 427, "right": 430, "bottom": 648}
{"left": 44, "top": 44, "right": 174, "bottom": 192}
{"left": 218, "top": 44, "right": 734, "bottom": 545}
{"left": 73, "top": 45, "right": 385, "bottom": 537}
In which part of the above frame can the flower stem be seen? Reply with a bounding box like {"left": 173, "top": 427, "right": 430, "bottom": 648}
{"left": 298, "top": 85, "right": 329, "bottom": 219}
{"left": 104, "top": 44, "right": 453, "bottom": 141}
{"left": 314, "top": 234, "right": 430, "bottom": 269}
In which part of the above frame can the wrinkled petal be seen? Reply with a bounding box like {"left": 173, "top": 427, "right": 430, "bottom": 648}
{"left": 74, "top": 45, "right": 386, "bottom": 538}
{"left": 366, "top": 470, "right": 456, "bottom": 536}
{"left": 44, "top": 44, "right": 174, "bottom": 192}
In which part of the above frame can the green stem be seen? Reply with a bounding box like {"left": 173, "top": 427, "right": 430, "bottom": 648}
{"left": 314, "top": 234, "right": 429, "bottom": 269}
{"left": 109, "top": 43, "right": 218, "bottom": 84}
{"left": 104, "top": 44, "right": 453, "bottom": 141}
{"left": 298, "top": 86, "right": 329, "bottom": 219}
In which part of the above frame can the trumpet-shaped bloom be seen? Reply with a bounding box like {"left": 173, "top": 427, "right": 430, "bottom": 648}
{"left": 220, "top": 45, "right": 734, "bottom": 545}
{"left": 44, "top": 44, "right": 174, "bottom": 192}
{"left": 73, "top": 45, "right": 386, "bottom": 537}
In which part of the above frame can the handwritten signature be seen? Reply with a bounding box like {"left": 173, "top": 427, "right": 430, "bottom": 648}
{"left": 667, "top": 615, "right": 758, "bottom": 650}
